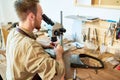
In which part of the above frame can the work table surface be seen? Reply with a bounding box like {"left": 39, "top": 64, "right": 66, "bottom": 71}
{"left": 63, "top": 48, "right": 120, "bottom": 80}
{"left": 1, "top": 33, "right": 120, "bottom": 80}
{"left": 36, "top": 35, "right": 120, "bottom": 80}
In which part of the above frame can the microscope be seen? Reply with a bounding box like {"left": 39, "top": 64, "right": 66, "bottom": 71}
{"left": 42, "top": 12, "right": 66, "bottom": 58}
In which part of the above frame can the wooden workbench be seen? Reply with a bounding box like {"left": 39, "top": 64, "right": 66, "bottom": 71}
{"left": 63, "top": 48, "right": 120, "bottom": 80}
{"left": 36, "top": 34, "right": 120, "bottom": 80}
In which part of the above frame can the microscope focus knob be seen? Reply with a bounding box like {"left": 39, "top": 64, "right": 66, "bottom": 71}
{"left": 59, "top": 28, "right": 66, "bottom": 33}
{"left": 54, "top": 30, "right": 60, "bottom": 36}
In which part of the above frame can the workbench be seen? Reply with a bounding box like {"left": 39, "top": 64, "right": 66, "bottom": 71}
{"left": 63, "top": 48, "right": 120, "bottom": 80}
{"left": 0, "top": 33, "right": 120, "bottom": 80}
{"left": 36, "top": 33, "right": 120, "bottom": 80}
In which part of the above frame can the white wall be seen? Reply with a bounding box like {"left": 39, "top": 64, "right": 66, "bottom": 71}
{"left": 0, "top": 0, "right": 19, "bottom": 24}
{"left": 1, "top": 0, "right": 120, "bottom": 24}
{"left": 40, "top": 0, "right": 120, "bottom": 42}
{"left": 40, "top": 0, "right": 120, "bottom": 22}
{"left": 40, "top": 0, "right": 79, "bottom": 39}
{"left": 77, "top": 6, "right": 120, "bottom": 21}
{"left": 0, "top": 0, "right": 120, "bottom": 23}
{"left": 0, "top": 0, "right": 120, "bottom": 41}
{"left": 0, "top": 0, "right": 4, "bottom": 25}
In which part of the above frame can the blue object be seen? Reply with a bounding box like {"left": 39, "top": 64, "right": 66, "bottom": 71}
{"left": 106, "top": 20, "right": 117, "bottom": 23}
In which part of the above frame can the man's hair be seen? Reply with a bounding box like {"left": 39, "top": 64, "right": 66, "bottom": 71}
{"left": 14, "top": 0, "right": 39, "bottom": 21}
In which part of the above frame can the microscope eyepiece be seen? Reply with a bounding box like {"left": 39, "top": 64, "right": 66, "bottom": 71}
{"left": 42, "top": 14, "right": 54, "bottom": 26}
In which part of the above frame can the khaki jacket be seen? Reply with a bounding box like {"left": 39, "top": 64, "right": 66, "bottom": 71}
{"left": 6, "top": 28, "right": 64, "bottom": 80}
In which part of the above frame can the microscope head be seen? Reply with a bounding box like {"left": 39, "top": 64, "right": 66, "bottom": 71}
{"left": 42, "top": 14, "right": 66, "bottom": 42}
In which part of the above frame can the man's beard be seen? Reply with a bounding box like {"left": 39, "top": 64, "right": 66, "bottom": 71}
{"left": 35, "top": 19, "right": 41, "bottom": 31}
{"left": 35, "top": 25, "right": 40, "bottom": 31}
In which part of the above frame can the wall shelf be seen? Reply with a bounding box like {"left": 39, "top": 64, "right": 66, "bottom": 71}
{"left": 74, "top": 0, "right": 120, "bottom": 10}
{"left": 75, "top": 4, "right": 120, "bottom": 10}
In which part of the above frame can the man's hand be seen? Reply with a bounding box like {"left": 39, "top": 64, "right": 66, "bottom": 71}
{"left": 54, "top": 44, "right": 65, "bottom": 80}
{"left": 54, "top": 44, "right": 64, "bottom": 60}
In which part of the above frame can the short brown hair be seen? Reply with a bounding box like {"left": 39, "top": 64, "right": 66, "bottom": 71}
{"left": 14, "top": 0, "right": 39, "bottom": 21}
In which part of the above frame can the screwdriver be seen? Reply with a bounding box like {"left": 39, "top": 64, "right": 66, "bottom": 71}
{"left": 73, "top": 69, "right": 77, "bottom": 80}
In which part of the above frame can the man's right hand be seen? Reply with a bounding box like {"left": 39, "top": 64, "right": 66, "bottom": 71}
{"left": 54, "top": 44, "right": 65, "bottom": 80}
{"left": 54, "top": 44, "right": 64, "bottom": 60}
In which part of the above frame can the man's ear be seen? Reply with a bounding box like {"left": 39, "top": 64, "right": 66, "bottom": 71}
{"left": 28, "top": 12, "right": 35, "bottom": 21}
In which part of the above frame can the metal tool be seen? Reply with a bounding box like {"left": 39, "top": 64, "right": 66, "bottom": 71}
{"left": 88, "top": 28, "right": 90, "bottom": 41}
{"left": 116, "top": 19, "right": 120, "bottom": 39}
{"left": 73, "top": 68, "right": 81, "bottom": 80}
{"left": 95, "top": 64, "right": 98, "bottom": 74}
{"left": 100, "top": 31, "right": 107, "bottom": 54}
{"left": 73, "top": 69, "right": 77, "bottom": 80}
{"left": 111, "top": 26, "right": 116, "bottom": 46}
{"left": 106, "top": 23, "right": 116, "bottom": 37}
{"left": 108, "top": 23, "right": 116, "bottom": 46}
{"left": 95, "top": 28, "right": 99, "bottom": 45}
{"left": 82, "top": 32, "right": 86, "bottom": 42}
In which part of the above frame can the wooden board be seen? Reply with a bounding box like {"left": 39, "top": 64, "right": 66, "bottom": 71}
{"left": 100, "top": 0, "right": 120, "bottom": 6}
{"left": 92, "top": 0, "right": 99, "bottom": 5}
{"left": 1, "top": 27, "right": 9, "bottom": 48}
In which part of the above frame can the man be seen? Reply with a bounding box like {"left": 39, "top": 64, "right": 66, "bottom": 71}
{"left": 6, "top": 0, "right": 65, "bottom": 80}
